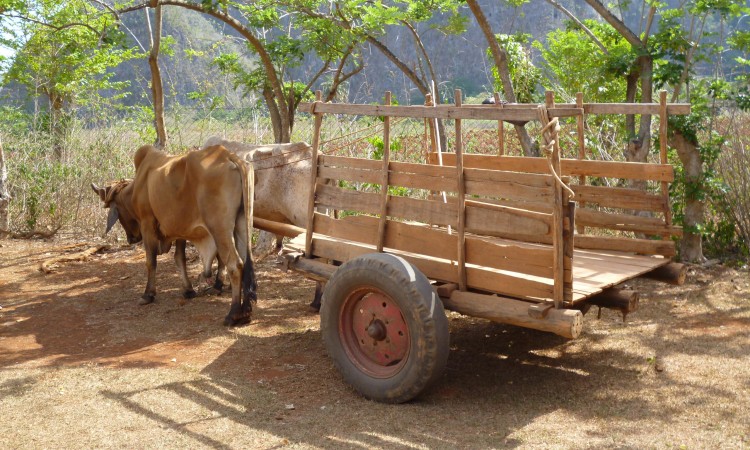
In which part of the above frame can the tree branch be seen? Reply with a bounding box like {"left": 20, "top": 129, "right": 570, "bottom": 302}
{"left": 544, "top": 0, "right": 608, "bottom": 55}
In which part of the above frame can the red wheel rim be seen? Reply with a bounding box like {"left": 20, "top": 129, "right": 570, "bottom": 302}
{"left": 339, "top": 286, "right": 410, "bottom": 378}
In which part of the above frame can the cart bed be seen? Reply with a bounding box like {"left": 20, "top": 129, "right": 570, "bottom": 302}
{"left": 285, "top": 232, "right": 669, "bottom": 303}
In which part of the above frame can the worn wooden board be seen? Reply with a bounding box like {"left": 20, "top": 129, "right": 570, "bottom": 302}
{"left": 430, "top": 153, "right": 675, "bottom": 182}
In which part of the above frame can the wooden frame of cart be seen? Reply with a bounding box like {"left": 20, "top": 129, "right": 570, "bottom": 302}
{"left": 267, "top": 90, "right": 690, "bottom": 403}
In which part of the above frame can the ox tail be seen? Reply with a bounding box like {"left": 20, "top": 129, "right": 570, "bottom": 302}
{"left": 229, "top": 151, "right": 257, "bottom": 303}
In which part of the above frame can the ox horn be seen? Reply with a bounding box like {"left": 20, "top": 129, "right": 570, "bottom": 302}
{"left": 91, "top": 183, "right": 107, "bottom": 202}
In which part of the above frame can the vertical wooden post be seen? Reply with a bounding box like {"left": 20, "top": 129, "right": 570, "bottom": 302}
{"left": 575, "top": 92, "right": 586, "bottom": 235}
{"left": 305, "top": 90, "right": 324, "bottom": 259}
{"left": 494, "top": 92, "right": 504, "bottom": 156}
{"left": 659, "top": 90, "right": 673, "bottom": 234}
{"left": 546, "top": 91, "right": 565, "bottom": 308}
{"left": 376, "top": 92, "right": 392, "bottom": 252}
{"left": 454, "top": 89, "right": 467, "bottom": 291}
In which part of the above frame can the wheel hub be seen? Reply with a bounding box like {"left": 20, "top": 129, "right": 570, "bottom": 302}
{"left": 343, "top": 290, "right": 410, "bottom": 373}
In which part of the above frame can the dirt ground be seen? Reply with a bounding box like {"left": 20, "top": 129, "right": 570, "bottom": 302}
{"left": 1, "top": 238, "right": 749, "bottom": 449}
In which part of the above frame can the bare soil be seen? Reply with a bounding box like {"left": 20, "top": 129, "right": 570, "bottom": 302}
{"left": 1, "top": 238, "right": 749, "bottom": 449}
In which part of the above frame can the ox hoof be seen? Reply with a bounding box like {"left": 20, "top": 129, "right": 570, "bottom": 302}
{"left": 139, "top": 294, "right": 155, "bottom": 305}
{"left": 223, "top": 314, "right": 252, "bottom": 327}
{"left": 183, "top": 289, "right": 197, "bottom": 299}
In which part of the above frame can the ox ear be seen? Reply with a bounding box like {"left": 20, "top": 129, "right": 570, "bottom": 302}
{"left": 91, "top": 183, "right": 107, "bottom": 202}
{"left": 105, "top": 206, "right": 120, "bottom": 234}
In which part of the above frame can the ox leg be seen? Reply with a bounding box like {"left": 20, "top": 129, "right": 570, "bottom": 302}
{"left": 309, "top": 281, "right": 324, "bottom": 312}
{"left": 216, "top": 220, "right": 253, "bottom": 327}
{"left": 175, "top": 240, "right": 197, "bottom": 299}
{"left": 140, "top": 243, "right": 158, "bottom": 305}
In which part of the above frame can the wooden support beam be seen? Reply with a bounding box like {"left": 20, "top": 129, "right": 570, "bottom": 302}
{"left": 575, "top": 92, "right": 586, "bottom": 235}
{"left": 442, "top": 291, "right": 583, "bottom": 339}
{"left": 659, "top": 90, "right": 673, "bottom": 237}
{"left": 545, "top": 91, "right": 565, "bottom": 309}
{"left": 642, "top": 262, "right": 687, "bottom": 285}
{"left": 455, "top": 89, "right": 467, "bottom": 291}
{"left": 282, "top": 253, "right": 336, "bottom": 282}
{"left": 254, "top": 217, "right": 305, "bottom": 238}
{"left": 305, "top": 90, "right": 323, "bottom": 258}
{"left": 376, "top": 91, "right": 392, "bottom": 252}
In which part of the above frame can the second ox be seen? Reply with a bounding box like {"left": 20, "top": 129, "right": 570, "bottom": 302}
{"left": 202, "top": 137, "right": 327, "bottom": 310}
{"left": 92, "top": 144, "right": 257, "bottom": 326}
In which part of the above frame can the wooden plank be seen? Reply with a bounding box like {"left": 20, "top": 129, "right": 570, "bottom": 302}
{"left": 574, "top": 235, "right": 676, "bottom": 256}
{"left": 309, "top": 235, "right": 554, "bottom": 300}
{"left": 377, "top": 92, "right": 392, "bottom": 252}
{"left": 315, "top": 184, "right": 381, "bottom": 216}
{"left": 298, "top": 102, "right": 542, "bottom": 121}
{"left": 576, "top": 93, "right": 587, "bottom": 234}
{"left": 572, "top": 185, "right": 668, "bottom": 212}
{"left": 305, "top": 91, "right": 324, "bottom": 258}
{"left": 432, "top": 153, "right": 675, "bottom": 182}
{"left": 659, "top": 90, "right": 673, "bottom": 233}
{"left": 313, "top": 213, "right": 378, "bottom": 246}
{"left": 454, "top": 89, "right": 467, "bottom": 291}
{"left": 318, "top": 165, "right": 381, "bottom": 185}
{"left": 494, "top": 92, "right": 504, "bottom": 155}
{"left": 319, "top": 154, "right": 381, "bottom": 170}
{"left": 465, "top": 201, "right": 551, "bottom": 237}
{"left": 341, "top": 214, "right": 553, "bottom": 277}
{"left": 299, "top": 101, "right": 690, "bottom": 117}
{"left": 576, "top": 209, "right": 683, "bottom": 236}
{"left": 583, "top": 103, "right": 691, "bottom": 115}
{"left": 464, "top": 167, "right": 554, "bottom": 202}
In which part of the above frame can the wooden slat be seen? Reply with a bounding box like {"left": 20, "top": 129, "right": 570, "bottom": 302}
{"left": 574, "top": 235, "right": 676, "bottom": 257}
{"left": 331, "top": 214, "right": 553, "bottom": 277}
{"left": 465, "top": 201, "right": 551, "bottom": 237}
{"left": 576, "top": 209, "right": 683, "bottom": 236}
{"left": 318, "top": 165, "right": 381, "bottom": 185}
{"left": 319, "top": 154, "right": 381, "bottom": 170}
{"left": 309, "top": 235, "right": 554, "bottom": 300}
{"left": 464, "top": 167, "right": 554, "bottom": 202}
{"left": 572, "top": 185, "right": 668, "bottom": 212}
{"left": 315, "top": 184, "right": 381, "bottom": 216}
{"left": 298, "top": 102, "right": 691, "bottom": 117}
{"left": 431, "top": 153, "right": 675, "bottom": 182}
{"left": 299, "top": 102, "right": 542, "bottom": 121}
{"left": 576, "top": 93, "right": 587, "bottom": 234}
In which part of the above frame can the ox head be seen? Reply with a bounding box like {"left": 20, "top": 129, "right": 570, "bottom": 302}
{"left": 91, "top": 180, "right": 142, "bottom": 244}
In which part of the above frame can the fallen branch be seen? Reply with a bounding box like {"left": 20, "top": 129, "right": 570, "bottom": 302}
{"left": 40, "top": 244, "right": 110, "bottom": 274}
{"left": 1, "top": 225, "right": 62, "bottom": 239}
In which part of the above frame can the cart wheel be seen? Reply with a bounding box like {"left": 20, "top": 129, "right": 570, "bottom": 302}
{"left": 321, "top": 253, "right": 449, "bottom": 403}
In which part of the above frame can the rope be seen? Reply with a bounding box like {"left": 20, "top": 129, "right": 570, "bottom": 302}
{"left": 537, "top": 106, "right": 575, "bottom": 199}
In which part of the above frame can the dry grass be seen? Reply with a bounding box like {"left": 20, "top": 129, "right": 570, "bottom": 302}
{"left": 1, "top": 238, "right": 749, "bottom": 449}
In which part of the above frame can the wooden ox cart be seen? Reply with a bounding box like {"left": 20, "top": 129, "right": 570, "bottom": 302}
{"left": 259, "top": 90, "right": 690, "bottom": 403}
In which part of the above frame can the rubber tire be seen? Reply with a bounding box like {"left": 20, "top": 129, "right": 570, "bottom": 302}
{"left": 321, "top": 253, "right": 450, "bottom": 403}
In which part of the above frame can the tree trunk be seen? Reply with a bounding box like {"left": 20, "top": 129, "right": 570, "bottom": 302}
{"left": 147, "top": 5, "right": 168, "bottom": 148}
{"left": 0, "top": 134, "right": 10, "bottom": 236}
{"left": 50, "top": 93, "right": 65, "bottom": 160}
{"left": 672, "top": 130, "right": 706, "bottom": 263}
{"left": 465, "top": 0, "right": 535, "bottom": 156}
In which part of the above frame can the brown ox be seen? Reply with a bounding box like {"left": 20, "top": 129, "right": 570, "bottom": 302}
{"left": 92, "top": 144, "right": 258, "bottom": 326}
{"left": 202, "top": 137, "right": 326, "bottom": 309}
